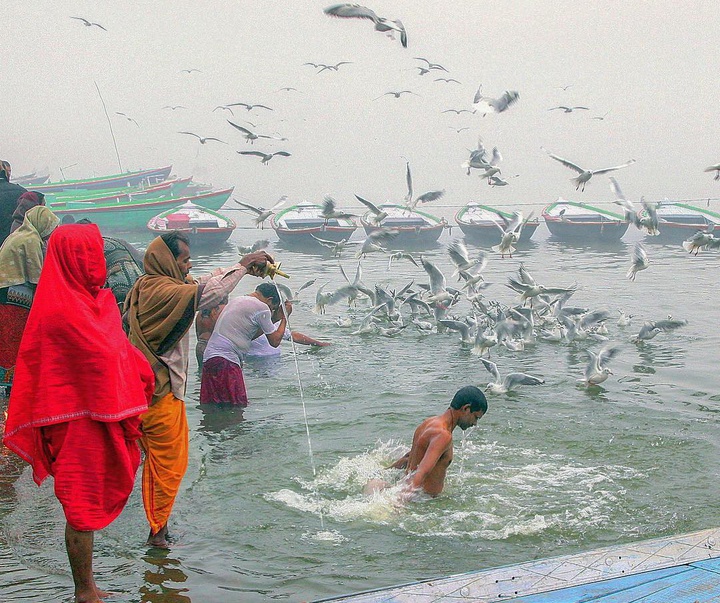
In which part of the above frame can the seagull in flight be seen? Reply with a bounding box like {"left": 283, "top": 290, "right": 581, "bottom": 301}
{"left": 237, "top": 150, "right": 291, "bottom": 164}
{"left": 413, "top": 57, "right": 448, "bottom": 72}
{"left": 71, "top": 17, "right": 107, "bottom": 31}
{"left": 162, "top": 105, "right": 186, "bottom": 110}
{"left": 442, "top": 108, "right": 474, "bottom": 115}
{"left": 581, "top": 344, "right": 621, "bottom": 386}
{"left": 478, "top": 358, "right": 545, "bottom": 394}
{"left": 277, "top": 87, "right": 300, "bottom": 93}
{"left": 227, "top": 102, "right": 273, "bottom": 112}
{"left": 472, "top": 86, "right": 520, "bottom": 116}
{"left": 627, "top": 243, "right": 649, "bottom": 281}
{"left": 304, "top": 61, "right": 354, "bottom": 73}
{"left": 115, "top": 112, "right": 139, "bottom": 127}
{"left": 609, "top": 177, "right": 659, "bottom": 235}
{"left": 542, "top": 147, "right": 636, "bottom": 191}
{"left": 322, "top": 196, "right": 357, "bottom": 223}
{"left": 373, "top": 90, "right": 420, "bottom": 101}
{"left": 180, "top": 68, "right": 202, "bottom": 74}
{"left": 323, "top": 4, "right": 408, "bottom": 48}
{"left": 404, "top": 162, "right": 444, "bottom": 210}
{"left": 704, "top": 163, "right": 720, "bottom": 181}
{"left": 227, "top": 120, "right": 287, "bottom": 144}
{"left": 178, "top": 131, "right": 226, "bottom": 145}
{"left": 548, "top": 106, "right": 589, "bottom": 113}
{"left": 355, "top": 194, "right": 388, "bottom": 224}
{"left": 234, "top": 196, "right": 287, "bottom": 228}
{"left": 434, "top": 77, "right": 462, "bottom": 84}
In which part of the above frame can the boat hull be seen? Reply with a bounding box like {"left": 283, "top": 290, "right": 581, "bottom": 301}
{"left": 455, "top": 204, "right": 539, "bottom": 245}
{"left": 643, "top": 203, "right": 720, "bottom": 245}
{"left": 32, "top": 166, "right": 173, "bottom": 193}
{"left": 361, "top": 204, "right": 445, "bottom": 249}
{"left": 147, "top": 201, "right": 236, "bottom": 248}
{"left": 50, "top": 188, "right": 233, "bottom": 230}
{"left": 544, "top": 217, "right": 629, "bottom": 241}
{"left": 271, "top": 204, "right": 357, "bottom": 248}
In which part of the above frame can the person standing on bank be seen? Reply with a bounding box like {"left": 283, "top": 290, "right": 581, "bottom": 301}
{"left": 3, "top": 224, "right": 154, "bottom": 603}
{"left": 125, "top": 230, "right": 272, "bottom": 548}
{"left": 0, "top": 160, "right": 28, "bottom": 245}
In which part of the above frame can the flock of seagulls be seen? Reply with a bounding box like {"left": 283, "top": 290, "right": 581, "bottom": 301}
{"left": 236, "top": 231, "right": 691, "bottom": 395}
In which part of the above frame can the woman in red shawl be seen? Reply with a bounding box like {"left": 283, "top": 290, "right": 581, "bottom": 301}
{"left": 2, "top": 224, "right": 154, "bottom": 603}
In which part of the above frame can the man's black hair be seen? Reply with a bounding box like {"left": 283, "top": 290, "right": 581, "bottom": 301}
{"left": 449, "top": 385, "right": 488, "bottom": 413}
{"left": 160, "top": 230, "right": 191, "bottom": 258}
{"left": 255, "top": 282, "right": 281, "bottom": 305}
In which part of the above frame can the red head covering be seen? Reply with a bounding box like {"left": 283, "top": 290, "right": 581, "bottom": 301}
{"left": 3, "top": 224, "right": 153, "bottom": 475}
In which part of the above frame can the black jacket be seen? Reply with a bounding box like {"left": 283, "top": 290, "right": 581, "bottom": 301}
{"left": 0, "top": 178, "right": 28, "bottom": 246}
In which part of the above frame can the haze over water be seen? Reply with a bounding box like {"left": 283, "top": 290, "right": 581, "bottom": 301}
{"left": 2, "top": 2, "right": 720, "bottom": 602}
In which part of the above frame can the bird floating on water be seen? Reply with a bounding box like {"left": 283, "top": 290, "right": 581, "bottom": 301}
{"left": 542, "top": 148, "right": 636, "bottom": 191}
{"left": 581, "top": 344, "right": 621, "bottom": 386}
{"left": 323, "top": 4, "right": 408, "bottom": 48}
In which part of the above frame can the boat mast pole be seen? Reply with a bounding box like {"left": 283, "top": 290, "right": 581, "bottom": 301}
{"left": 94, "top": 81, "right": 124, "bottom": 173}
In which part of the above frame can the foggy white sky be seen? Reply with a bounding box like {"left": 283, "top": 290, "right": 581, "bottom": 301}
{"left": 3, "top": 1, "right": 720, "bottom": 215}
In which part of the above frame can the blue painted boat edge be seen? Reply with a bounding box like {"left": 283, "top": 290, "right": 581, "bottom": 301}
{"left": 313, "top": 527, "right": 720, "bottom": 603}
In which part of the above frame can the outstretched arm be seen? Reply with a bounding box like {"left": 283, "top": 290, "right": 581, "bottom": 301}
{"left": 388, "top": 452, "right": 409, "bottom": 470}
{"left": 290, "top": 331, "right": 331, "bottom": 347}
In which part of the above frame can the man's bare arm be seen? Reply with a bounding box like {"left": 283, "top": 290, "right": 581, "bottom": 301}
{"left": 388, "top": 452, "right": 409, "bottom": 470}
{"left": 408, "top": 431, "right": 452, "bottom": 491}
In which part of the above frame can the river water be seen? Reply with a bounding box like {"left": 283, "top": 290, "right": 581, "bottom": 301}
{"left": 1, "top": 210, "right": 719, "bottom": 602}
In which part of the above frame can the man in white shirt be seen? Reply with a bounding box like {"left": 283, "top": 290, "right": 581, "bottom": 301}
{"left": 200, "top": 283, "right": 291, "bottom": 405}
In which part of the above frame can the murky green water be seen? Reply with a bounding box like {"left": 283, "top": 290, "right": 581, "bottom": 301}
{"left": 2, "top": 217, "right": 719, "bottom": 602}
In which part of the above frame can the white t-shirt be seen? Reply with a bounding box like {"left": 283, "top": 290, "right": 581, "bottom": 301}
{"left": 203, "top": 295, "right": 277, "bottom": 366}
{"left": 246, "top": 323, "right": 292, "bottom": 358}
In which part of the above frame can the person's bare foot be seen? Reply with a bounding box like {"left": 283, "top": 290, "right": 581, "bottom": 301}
{"left": 147, "top": 525, "right": 170, "bottom": 549}
{"left": 74, "top": 586, "right": 103, "bottom": 602}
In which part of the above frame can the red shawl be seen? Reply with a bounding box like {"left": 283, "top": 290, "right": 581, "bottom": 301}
{"left": 3, "top": 224, "right": 153, "bottom": 470}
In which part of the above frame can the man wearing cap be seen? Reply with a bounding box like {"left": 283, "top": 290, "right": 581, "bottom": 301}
{"left": 200, "top": 282, "right": 292, "bottom": 406}
{"left": 0, "top": 160, "right": 28, "bottom": 245}
{"left": 373, "top": 386, "right": 488, "bottom": 497}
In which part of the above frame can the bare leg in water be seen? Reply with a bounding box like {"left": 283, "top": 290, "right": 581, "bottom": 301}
{"left": 65, "top": 524, "right": 109, "bottom": 602}
{"left": 147, "top": 524, "right": 170, "bottom": 548}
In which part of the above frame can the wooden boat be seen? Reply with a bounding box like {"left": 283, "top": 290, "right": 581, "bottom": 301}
{"left": 454, "top": 203, "right": 540, "bottom": 245}
{"left": 46, "top": 177, "right": 192, "bottom": 206}
{"left": 641, "top": 202, "right": 720, "bottom": 245}
{"left": 319, "top": 526, "right": 720, "bottom": 602}
{"left": 49, "top": 187, "right": 233, "bottom": 231}
{"left": 147, "top": 201, "right": 236, "bottom": 247}
{"left": 13, "top": 172, "right": 49, "bottom": 186}
{"left": 31, "top": 165, "right": 172, "bottom": 193}
{"left": 542, "top": 200, "right": 629, "bottom": 242}
{"left": 270, "top": 202, "right": 357, "bottom": 246}
{"left": 360, "top": 204, "right": 445, "bottom": 248}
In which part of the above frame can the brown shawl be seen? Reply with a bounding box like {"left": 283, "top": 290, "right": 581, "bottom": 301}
{"left": 125, "top": 236, "right": 198, "bottom": 403}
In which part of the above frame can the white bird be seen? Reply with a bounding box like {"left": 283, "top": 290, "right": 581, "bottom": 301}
{"left": 404, "top": 162, "right": 444, "bottom": 210}
{"left": 304, "top": 61, "right": 354, "bottom": 73}
{"left": 632, "top": 319, "right": 688, "bottom": 343}
{"left": 478, "top": 358, "right": 544, "bottom": 394}
{"left": 322, "top": 196, "right": 358, "bottom": 222}
{"left": 617, "top": 310, "right": 634, "bottom": 327}
{"left": 704, "top": 163, "right": 720, "bottom": 181}
{"left": 116, "top": 112, "right": 139, "bottom": 127}
{"left": 323, "top": 4, "right": 408, "bottom": 48}
{"left": 438, "top": 319, "right": 474, "bottom": 344}
{"left": 234, "top": 196, "right": 287, "bottom": 228}
{"left": 387, "top": 251, "right": 418, "bottom": 270}
{"left": 226, "top": 102, "right": 273, "bottom": 112}
{"left": 543, "top": 148, "right": 636, "bottom": 192}
{"left": 227, "top": 120, "right": 287, "bottom": 144}
{"left": 310, "top": 234, "right": 356, "bottom": 256}
{"left": 355, "top": 194, "right": 388, "bottom": 225}
{"left": 626, "top": 243, "right": 649, "bottom": 281}
{"left": 472, "top": 329, "right": 498, "bottom": 357}
{"left": 581, "top": 344, "right": 621, "bottom": 386}
{"left": 682, "top": 230, "right": 717, "bottom": 255}
{"left": 610, "top": 178, "right": 659, "bottom": 235}
{"left": 237, "top": 150, "right": 291, "bottom": 164}
{"left": 237, "top": 239, "right": 270, "bottom": 254}
{"left": 548, "top": 106, "right": 589, "bottom": 113}
{"left": 472, "top": 86, "right": 520, "bottom": 116}
{"left": 71, "top": 16, "right": 107, "bottom": 30}
{"left": 179, "top": 131, "right": 226, "bottom": 145}
{"left": 355, "top": 228, "right": 398, "bottom": 258}
{"left": 373, "top": 90, "right": 420, "bottom": 101}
